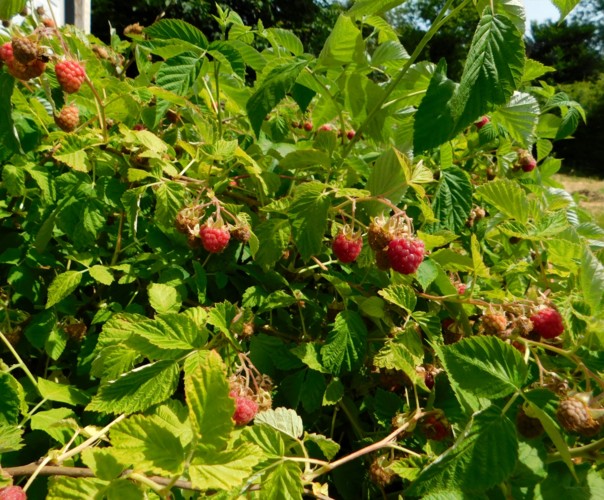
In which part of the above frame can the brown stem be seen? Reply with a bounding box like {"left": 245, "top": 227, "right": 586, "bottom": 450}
{"left": 4, "top": 464, "right": 200, "bottom": 491}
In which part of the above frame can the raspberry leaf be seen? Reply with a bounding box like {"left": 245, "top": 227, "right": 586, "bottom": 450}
{"left": 437, "top": 336, "right": 528, "bottom": 400}
{"left": 430, "top": 167, "right": 473, "bottom": 232}
{"left": 321, "top": 311, "right": 368, "bottom": 375}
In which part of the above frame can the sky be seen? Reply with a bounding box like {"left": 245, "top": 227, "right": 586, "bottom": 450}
{"left": 524, "top": 0, "right": 562, "bottom": 26}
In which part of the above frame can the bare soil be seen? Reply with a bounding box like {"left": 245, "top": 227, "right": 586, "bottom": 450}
{"left": 554, "top": 174, "right": 604, "bottom": 223}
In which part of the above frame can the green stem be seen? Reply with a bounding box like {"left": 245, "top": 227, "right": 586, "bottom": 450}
{"left": 547, "top": 436, "right": 604, "bottom": 463}
{"left": 0, "top": 330, "right": 39, "bottom": 393}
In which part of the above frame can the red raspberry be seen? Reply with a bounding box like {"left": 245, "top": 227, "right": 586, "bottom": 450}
{"left": 387, "top": 237, "right": 425, "bottom": 274}
{"left": 0, "top": 42, "right": 14, "bottom": 64}
{"left": 346, "top": 130, "right": 355, "bottom": 140}
{"left": 456, "top": 283, "right": 467, "bottom": 295}
{"left": 475, "top": 116, "right": 489, "bottom": 129}
{"left": 199, "top": 223, "right": 230, "bottom": 253}
{"left": 318, "top": 124, "right": 334, "bottom": 132}
{"left": 42, "top": 18, "right": 56, "bottom": 28}
{"left": 0, "top": 486, "right": 27, "bottom": 500}
{"left": 303, "top": 121, "right": 313, "bottom": 131}
{"left": 332, "top": 232, "right": 362, "bottom": 263}
{"left": 230, "top": 391, "right": 258, "bottom": 425}
{"left": 530, "top": 307, "right": 564, "bottom": 339}
{"left": 517, "top": 150, "right": 537, "bottom": 172}
{"left": 55, "top": 60, "right": 86, "bottom": 94}
{"left": 421, "top": 415, "right": 450, "bottom": 441}
{"left": 54, "top": 105, "right": 79, "bottom": 132}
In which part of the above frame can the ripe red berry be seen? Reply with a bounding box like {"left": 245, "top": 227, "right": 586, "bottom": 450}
{"left": 332, "top": 232, "right": 362, "bottom": 263}
{"left": 318, "top": 123, "right": 334, "bottom": 132}
{"left": 456, "top": 283, "right": 467, "bottom": 295}
{"left": 530, "top": 307, "right": 564, "bottom": 339}
{"left": 55, "top": 60, "right": 86, "bottom": 93}
{"left": 303, "top": 121, "right": 313, "bottom": 131}
{"left": 199, "top": 223, "right": 230, "bottom": 253}
{"left": 424, "top": 371, "right": 434, "bottom": 390}
{"left": 346, "top": 130, "right": 355, "bottom": 140}
{"left": 421, "top": 415, "right": 450, "bottom": 441}
{"left": 0, "top": 42, "right": 15, "bottom": 64}
{"left": 0, "top": 486, "right": 27, "bottom": 500}
{"left": 517, "top": 150, "right": 537, "bottom": 172}
{"left": 54, "top": 104, "right": 79, "bottom": 132}
{"left": 230, "top": 391, "right": 258, "bottom": 425}
{"left": 42, "top": 18, "right": 55, "bottom": 28}
{"left": 475, "top": 116, "right": 489, "bottom": 129}
{"left": 387, "top": 237, "right": 425, "bottom": 274}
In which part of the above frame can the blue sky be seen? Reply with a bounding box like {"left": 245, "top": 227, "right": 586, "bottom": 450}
{"left": 525, "top": 0, "right": 561, "bottom": 25}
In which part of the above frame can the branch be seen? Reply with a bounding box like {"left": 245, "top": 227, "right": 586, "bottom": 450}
{"left": 3, "top": 464, "right": 200, "bottom": 491}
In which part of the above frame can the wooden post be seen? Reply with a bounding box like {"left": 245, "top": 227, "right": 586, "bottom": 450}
{"left": 73, "top": 0, "right": 91, "bottom": 33}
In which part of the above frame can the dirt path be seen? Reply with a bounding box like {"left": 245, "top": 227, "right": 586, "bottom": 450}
{"left": 554, "top": 174, "right": 604, "bottom": 224}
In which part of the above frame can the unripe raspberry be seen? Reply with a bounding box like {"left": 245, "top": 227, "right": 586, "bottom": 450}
{"left": 387, "top": 237, "right": 425, "bottom": 274}
{"left": 374, "top": 249, "right": 391, "bottom": 270}
{"left": 367, "top": 218, "right": 393, "bottom": 251}
{"left": 516, "top": 408, "right": 544, "bottom": 439}
{"left": 369, "top": 456, "right": 395, "bottom": 487}
{"left": 54, "top": 104, "right": 79, "bottom": 132}
{"left": 230, "top": 225, "right": 251, "bottom": 243}
{"left": 0, "top": 486, "right": 27, "bottom": 500}
{"left": 199, "top": 223, "right": 230, "bottom": 253}
{"left": 557, "top": 397, "right": 602, "bottom": 437}
{"left": 475, "top": 116, "right": 489, "bottom": 129}
{"left": 517, "top": 149, "right": 537, "bottom": 172}
{"left": 481, "top": 313, "right": 508, "bottom": 336}
{"left": 421, "top": 414, "right": 450, "bottom": 441}
{"left": 332, "top": 231, "right": 362, "bottom": 263}
{"left": 530, "top": 307, "right": 564, "bottom": 339}
{"left": 41, "top": 18, "right": 55, "bottom": 28}
{"left": 230, "top": 391, "right": 258, "bottom": 426}
{"left": 318, "top": 123, "right": 334, "bottom": 132}
{"left": 11, "top": 37, "right": 38, "bottom": 64}
{"left": 7, "top": 59, "right": 45, "bottom": 80}
{"left": 55, "top": 60, "right": 86, "bottom": 94}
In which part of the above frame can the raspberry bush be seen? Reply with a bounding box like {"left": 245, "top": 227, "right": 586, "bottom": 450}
{"left": 1, "top": 1, "right": 604, "bottom": 498}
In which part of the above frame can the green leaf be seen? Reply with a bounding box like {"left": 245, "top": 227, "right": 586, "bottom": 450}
{"left": 318, "top": 15, "right": 365, "bottom": 67}
{"left": 147, "top": 283, "right": 181, "bottom": 314}
{"left": 0, "top": 424, "right": 24, "bottom": 453}
{"left": 321, "top": 311, "right": 368, "bottom": 375}
{"left": 46, "top": 271, "right": 83, "bottom": 309}
{"left": 0, "top": 373, "right": 23, "bottom": 425}
{"left": 110, "top": 414, "right": 185, "bottom": 475}
{"left": 47, "top": 477, "right": 107, "bottom": 500}
{"left": 522, "top": 59, "right": 556, "bottom": 83}
{"left": 38, "top": 378, "right": 90, "bottom": 406}
{"left": 241, "top": 425, "right": 286, "bottom": 457}
{"left": 431, "top": 167, "right": 473, "bottom": 232}
{"left": 0, "top": 0, "right": 26, "bottom": 19}
{"left": 254, "top": 407, "right": 304, "bottom": 440}
{"left": 209, "top": 41, "right": 245, "bottom": 80}
{"left": 323, "top": 378, "right": 345, "bottom": 405}
{"left": 373, "top": 326, "right": 425, "bottom": 387}
{"left": 581, "top": 249, "right": 604, "bottom": 311}
{"left": 189, "top": 443, "right": 263, "bottom": 491}
{"left": 475, "top": 179, "right": 529, "bottom": 223}
{"left": 89, "top": 265, "right": 114, "bottom": 286}
{"left": 288, "top": 182, "right": 331, "bottom": 261}
{"left": 144, "top": 18, "right": 208, "bottom": 49}
{"left": 379, "top": 284, "right": 417, "bottom": 313}
{"left": 246, "top": 60, "right": 308, "bottom": 137}
{"left": 262, "top": 462, "right": 303, "bottom": 500}
{"left": 550, "top": 0, "right": 581, "bottom": 20}
{"left": 81, "top": 447, "right": 127, "bottom": 481}
{"left": 304, "top": 433, "right": 340, "bottom": 460}
{"left": 184, "top": 351, "right": 234, "bottom": 450}
{"left": 155, "top": 181, "right": 186, "bottom": 229}
{"left": 2, "top": 164, "right": 26, "bottom": 197}
{"left": 440, "top": 336, "right": 527, "bottom": 399}
{"left": 87, "top": 360, "right": 180, "bottom": 414}
{"left": 156, "top": 52, "right": 203, "bottom": 96}
{"left": 280, "top": 149, "right": 330, "bottom": 170}
{"left": 266, "top": 28, "right": 304, "bottom": 56}
{"left": 407, "top": 406, "right": 518, "bottom": 495}
{"left": 31, "top": 408, "right": 78, "bottom": 445}
{"left": 493, "top": 92, "right": 540, "bottom": 147}
{"left": 347, "top": 0, "right": 405, "bottom": 17}
{"left": 365, "top": 148, "right": 411, "bottom": 216}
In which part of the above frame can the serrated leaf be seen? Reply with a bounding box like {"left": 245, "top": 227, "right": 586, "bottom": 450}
{"left": 156, "top": 52, "right": 203, "bottom": 96}
{"left": 154, "top": 181, "right": 186, "bottom": 229}
{"left": 46, "top": 271, "right": 83, "bottom": 308}
{"left": 0, "top": 0, "right": 26, "bottom": 19}
{"left": 373, "top": 326, "right": 425, "bottom": 387}
{"left": 347, "top": 0, "right": 405, "bottom": 17}
{"left": 87, "top": 360, "right": 180, "bottom": 414}
{"left": 31, "top": 408, "right": 78, "bottom": 445}
{"left": 255, "top": 407, "right": 304, "bottom": 440}
{"left": 407, "top": 406, "right": 518, "bottom": 495}
{"left": 0, "top": 74, "right": 20, "bottom": 156}
{"left": 144, "top": 18, "right": 208, "bottom": 49}
{"left": 110, "top": 414, "right": 185, "bottom": 475}
{"left": 581, "top": 248, "right": 604, "bottom": 312}
{"left": 184, "top": 351, "right": 234, "bottom": 450}
{"left": 38, "top": 378, "right": 90, "bottom": 406}
{"left": 189, "top": 443, "right": 263, "bottom": 491}
{"left": 0, "top": 373, "right": 23, "bottom": 425}
{"left": 476, "top": 179, "right": 528, "bottom": 223}
{"left": 47, "top": 477, "right": 107, "bottom": 500}
{"left": 323, "top": 378, "right": 345, "bottom": 405}
{"left": 266, "top": 28, "right": 304, "bottom": 56}
{"left": 493, "top": 92, "right": 540, "bottom": 147}
{"left": 147, "top": 283, "right": 181, "bottom": 314}
{"left": 431, "top": 167, "right": 473, "bottom": 232}
{"left": 0, "top": 424, "right": 23, "bottom": 453}
{"left": 288, "top": 182, "right": 331, "bottom": 261}
{"left": 89, "top": 265, "right": 114, "bottom": 286}
{"left": 379, "top": 284, "right": 417, "bottom": 313}
{"left": 262, "top": 462, "right": 303, "bottom": 500}
{"left": 440, "top": 336, "right": 527, "bottom": 399}
{"left": 365, "top": 148, "right": 411, "bottom": 216}
{"left": 522, "top": 58, "right": 556, "bottom": 83}
{"left": 551, "top": 0, "right": 581, "bottom": 20}
{"left": 81, "top": 447, "right": 128, "bottom": 481}
{"left": 242, "top": 425, "right": 287, "bottom": 457}
{"left": 304, "top": 433, "right": 340, "bottom": 460}
{"left": 246, "top": 60, "right": 308, "bottom": 137}
{"left": 209, "top": 41, "right": 245, "bottom": 80}
{"left": 320, "top": 311, "right": 368, "bottom": 375}
{"left": 318, "top": 14, "right": 365, "bottom": 67}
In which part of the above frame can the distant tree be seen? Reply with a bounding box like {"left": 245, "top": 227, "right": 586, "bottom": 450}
{"left": 91, "top": 0, "right": 342, "bottom": 54}
{"left": 387, "top": 0, "right": 480, "bottom": 80}
{"left": 526, "top": 19, "right": 604, "bottom": 83}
